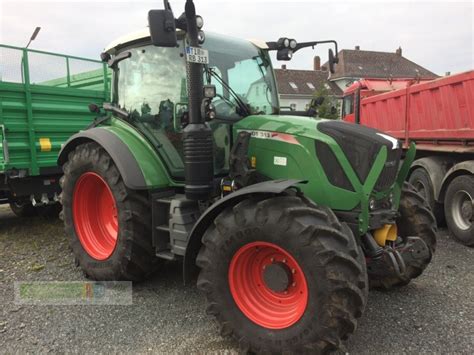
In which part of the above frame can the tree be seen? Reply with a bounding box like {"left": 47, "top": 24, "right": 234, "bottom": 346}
{"left": 311, "top": 83, "right": 341, "bottom": 120}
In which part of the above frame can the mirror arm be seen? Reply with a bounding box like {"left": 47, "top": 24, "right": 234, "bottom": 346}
{"left": 294, "top": 40, "right": 338, "bottom": 57}
{"left": 265, "top": 39, "right": 339, "bottom": 63}
{"left": 163, "top": 0, "right": 172, "bottom": 10}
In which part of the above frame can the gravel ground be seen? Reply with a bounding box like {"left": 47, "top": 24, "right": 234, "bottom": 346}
{"left": 0, "top": 204, "right": 473, "bottom": 354}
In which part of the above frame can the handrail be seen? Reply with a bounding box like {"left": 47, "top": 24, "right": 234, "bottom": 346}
{"left": 0, "top": 43, "right": 109, "bottom": 92}
{"left": 0, "top": 43, "right": 102, "bottom": 63}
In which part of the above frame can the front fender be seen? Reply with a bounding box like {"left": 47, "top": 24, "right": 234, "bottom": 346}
{"left": 183, "top": 179, "right": 305, "bottom": 284}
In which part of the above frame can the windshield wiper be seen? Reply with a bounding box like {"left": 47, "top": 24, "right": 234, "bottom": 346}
{"left": 206, "top": 67, "right": 251, "bottom": 117}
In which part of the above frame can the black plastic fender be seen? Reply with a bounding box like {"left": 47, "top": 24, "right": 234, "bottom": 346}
{"left": 57, "top": 128, "right": 147, "bottom": 190}
{"left": 409, "top": 156, "right": 453, "bottom": 202}
{"left": 439, "top": 160, "right": 474, "bottom": 201}
{"left": 183, "top": 179, "right": 305, "bottom": 284}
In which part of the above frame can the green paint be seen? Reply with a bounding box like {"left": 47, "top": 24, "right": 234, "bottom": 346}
{"left": 0, "top": 44, "right": 109, "bottom": 175}
{"left": 234, "top": 114, "right": 399, "bottom": 235}
{"left": 106, "top": 118, "right": 179, "bottom": 188}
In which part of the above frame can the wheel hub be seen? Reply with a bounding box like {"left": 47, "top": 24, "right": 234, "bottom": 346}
{"left": 72, "top": 172, "right": 118, "bottom": 260}
{"left": 228, "top": 241, "right": 308, "bottom": 329}
{"left": 263, "top": 261, "right": 292, "bottom": 292}
{"left": 452, "top": 190, "right": 473, "bottom": 230}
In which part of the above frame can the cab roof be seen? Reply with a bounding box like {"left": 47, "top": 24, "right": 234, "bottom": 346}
{"left": 104, "top": 29, "right": 268, "bottom": 54}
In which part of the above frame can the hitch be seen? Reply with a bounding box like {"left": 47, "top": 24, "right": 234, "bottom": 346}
{"left": 363, "top": 233, "right": 431, "bottom": 280}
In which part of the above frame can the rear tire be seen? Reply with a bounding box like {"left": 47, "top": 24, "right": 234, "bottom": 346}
{"left": 370, "top": 182, "right": 437, "bottom": 290}
{"left": 9, "top": 201, "right": 37, "bottom": 217}
{"left": 444, "top": 175, "right": 474, "bottom": 247}
{"left": 60, "top": 142, "right": 158, "bottom": 281}
{"left": 196, "top": 194, "right": 368, "bottom": 353}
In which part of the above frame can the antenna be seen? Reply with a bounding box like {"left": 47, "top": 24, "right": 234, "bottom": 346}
{"left": 163, "top": 0, "right": 172, "bottom": 11}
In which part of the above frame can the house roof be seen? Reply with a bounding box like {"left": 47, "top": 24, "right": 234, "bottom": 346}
{"left": 274, "top": 68, "right": 343, "bottom": 96}
{"left": 325, "top": 49, "right": 438, "bottom": 80}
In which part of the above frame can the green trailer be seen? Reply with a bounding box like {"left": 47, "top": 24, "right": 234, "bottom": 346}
{"left": 0, "top": 44, "right": 110, "bottom": 215}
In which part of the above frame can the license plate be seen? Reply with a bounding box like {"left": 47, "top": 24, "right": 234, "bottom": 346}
{"left": 185, "top": 46, "right": 209, "bottom": 64}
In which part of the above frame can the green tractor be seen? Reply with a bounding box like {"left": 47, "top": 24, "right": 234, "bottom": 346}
{"left": 58, "top": 0, "right": 437, "bottom": 352}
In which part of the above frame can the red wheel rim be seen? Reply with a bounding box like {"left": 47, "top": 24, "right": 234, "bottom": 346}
{"left": 228, "top": 241, "right": 308, "bottom": 329}
{"left": 72, "top": 172, "right": 118, "bottom": 260}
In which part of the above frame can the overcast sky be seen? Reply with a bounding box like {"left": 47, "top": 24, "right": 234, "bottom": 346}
{"left": 1, "top": 0, "right": 472, "bottom": 75}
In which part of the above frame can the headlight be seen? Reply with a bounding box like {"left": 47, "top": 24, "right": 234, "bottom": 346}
{"left": 198, "top": 30, "right": 206, "bottom": 44}
{"left": 195, "top": 15, "right": 204, "bottom": 29}
{"left": 369, "top": 198, "right": 376, "bottom": 210}
{"left": 289, "top": 39, "right": 297, "bottom": 49}
{"left": 283, "top": 38, "right": 290, "bottom": 48}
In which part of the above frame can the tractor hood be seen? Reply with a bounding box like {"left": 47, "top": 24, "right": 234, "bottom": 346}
{"left": 235, "top": 114, "right": 403, "bottom": 192}
{"left": 235, "top": 114, "right": 399, "bottom": 147}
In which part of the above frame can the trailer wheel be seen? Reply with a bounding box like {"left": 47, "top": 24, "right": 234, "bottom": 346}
{"left": 409, "top": 168, "right": 444, "bottom": 224}
{"left": 370, "top": 182, "right": 437, "bottom": 289}
{"left": 9, "top": 201, "right": 37, "bottom": 217}
{"left": 196, "top": 195, "right": 368, "bottom": 353}
{"left": 60, "top": 142, "right": 158, "bottom": 281}
{"left": 444, "top": 175, "right": 474, "bottom": 247}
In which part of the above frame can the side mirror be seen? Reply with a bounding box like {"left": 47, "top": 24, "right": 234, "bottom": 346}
{"left": 328, "top": 49, "right": 338, "bottom": 74}
{"left": 148, "top": 9, "right": 178, "bottom": 47}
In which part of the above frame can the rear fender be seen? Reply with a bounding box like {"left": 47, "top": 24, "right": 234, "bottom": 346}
{"left": 408, "top": 154, "right": 454, "bottom": 202}
{"left": 439, "top": 160, "right": 474, "bottom": 201}
{"left": 58, "top": 126, "right": 171, "bottom": 190}
{"left": 183, "top": 179, "right": 305, "bottom": 284}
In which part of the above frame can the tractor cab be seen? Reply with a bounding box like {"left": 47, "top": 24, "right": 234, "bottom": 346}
{"left": 103, "top": 30, "right": 279, "bottom": 179}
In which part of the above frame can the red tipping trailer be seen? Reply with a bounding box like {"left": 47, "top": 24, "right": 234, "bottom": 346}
{"left": 342, "top": 71, "right": 474, "bottom": 246}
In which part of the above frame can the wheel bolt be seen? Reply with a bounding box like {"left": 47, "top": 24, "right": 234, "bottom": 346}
{"left": 270, "top": 257, "right": 274, "bottom": 262}
{"left": 292, "top": 282, "right": 296, "bottom": 287}
{"left": 282, "top": 259, "right": 287, "bottom": 263}
{"left": 291, "top": 268, "right": 296, "bottom": 274}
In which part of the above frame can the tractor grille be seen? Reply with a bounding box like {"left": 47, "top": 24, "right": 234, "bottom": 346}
{"left": 317, "top": 121, "right": 402, "bottom": 192}
{"left": 374, "top": 147, "right": 402, "bottom": 191}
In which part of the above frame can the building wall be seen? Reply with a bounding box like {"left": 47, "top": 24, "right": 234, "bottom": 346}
{"left": 279, "top": 97, "right": 312, "bottom": 111}
{"left": 246, "top": 81, "right": 276, "bottom": 113}
{"left": 332, "top": 78, "right": 357, "bottom": 92}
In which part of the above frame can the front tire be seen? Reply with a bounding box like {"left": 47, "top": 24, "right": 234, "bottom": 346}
{"left": 444, "top": 175, "right": 474, "bottom": 246}
{"left": 60, "top": 142, "right": 158, "bottom": 281}
{"left": 196, "top": 195, "right": 368, "bottom": 353}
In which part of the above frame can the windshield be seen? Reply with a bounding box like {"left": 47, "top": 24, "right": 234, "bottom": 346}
{"left": 114, "top": 33, "right": 277, "bottom": 178}
{"left": 204, "top": 33, "right": 279, "bottom": 117}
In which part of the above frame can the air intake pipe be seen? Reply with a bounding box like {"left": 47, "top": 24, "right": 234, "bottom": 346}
{"left": 182, "top": 0, "right": 214, "bottom": 200}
